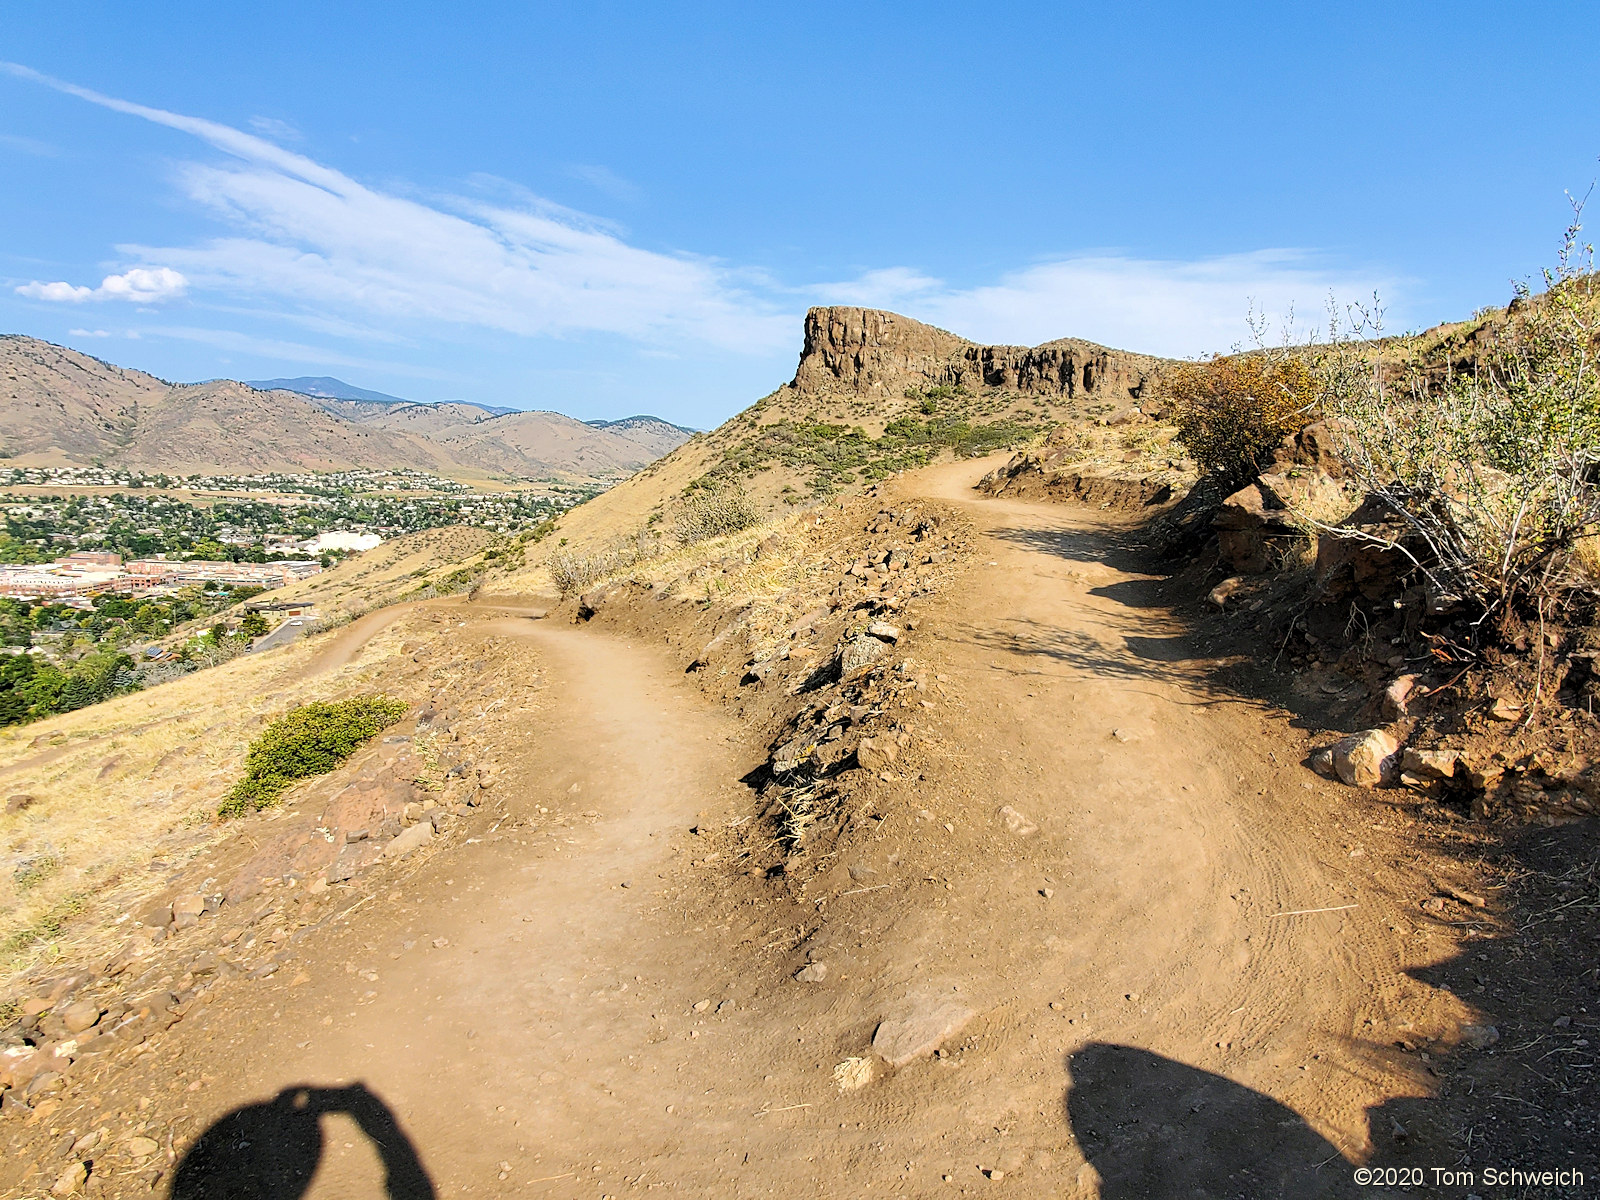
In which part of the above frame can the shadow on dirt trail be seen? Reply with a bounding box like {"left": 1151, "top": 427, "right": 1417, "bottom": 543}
{"left": 170, "top": 1082, "right": 434, "bottom": 1200}
{"left": 1067, "top": 1043, "right": 1358, "bottom": 1199}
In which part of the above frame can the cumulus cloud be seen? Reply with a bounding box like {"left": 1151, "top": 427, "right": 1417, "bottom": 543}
{"left": 816, "top": 252, "right": 1396, "bottom": 358}
{"left": 16, "top": 266, "right": 188, "bottom": 304}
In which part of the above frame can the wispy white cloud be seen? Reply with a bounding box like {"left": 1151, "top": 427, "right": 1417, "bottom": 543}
{"left": 0, "top": 131, "right": 57, "bottom": 156}
{"left": 2, "top": 61, "right": 1401, "bottom": 369}
{"left": 67, "top": 328, "right": 110, "bottom": 337}
{"left": 814, "top": 252, "right": 1397, "bottom": 357}
{"left": 144, "top": 324, "right": 455, "bottom": 378}
{"left": 247, "top": 115, "right": 301, "bottom": 142}
{"left": 566, "top": 163, "right": 642, "bottom": 203}
{"left": 2, "top": 62, "right": 790, "bottom": 354}
{"left": 17, "top": 266, "right": 188, "bottom": 304}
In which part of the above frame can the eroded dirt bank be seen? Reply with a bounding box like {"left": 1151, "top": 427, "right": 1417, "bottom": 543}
{"left": 0, "top": 458, "right": 1575, "bottom": 1198}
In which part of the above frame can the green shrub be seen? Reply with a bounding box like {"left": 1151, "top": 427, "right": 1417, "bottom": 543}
{"left": 221, "top": 694, "right": 407, "bottom": 818}
{"left": 1320, "top": 219, "right": 1600, "bottom": 620}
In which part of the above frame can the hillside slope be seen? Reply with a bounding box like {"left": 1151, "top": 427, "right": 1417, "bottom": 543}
{"left": 0, "top": 335, "right": 693, "bottom": 482}
{"left": 529, "top": 305, "right": 1173, "bottom": 553}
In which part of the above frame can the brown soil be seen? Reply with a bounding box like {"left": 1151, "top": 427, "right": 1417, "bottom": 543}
{"left": 2, "top": 457, "right": 1591, "bottom": 1198}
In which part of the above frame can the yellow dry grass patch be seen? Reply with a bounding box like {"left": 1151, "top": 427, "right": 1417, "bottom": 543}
{"left": 0, "top": 616, "right": 416, "bottom": 989}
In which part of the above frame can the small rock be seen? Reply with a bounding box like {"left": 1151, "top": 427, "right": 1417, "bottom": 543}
{"left": 866, "top": 621, "right": 902, "bottom": 643}
{"left": 1489, "top": 697, "right": 1523, "bottom": 721}
{"left": 5, "top": 793, "right": 35, "bottom": 814}
{"left": 871, "top": 1001, "right": 975, "bottom": 1067}
{"left": 124, "top": 1135, "right": 160, "bottom": 1158}
{"left": 70, "top": 1131, "right": 102, "bottom": 1155}
{"left": 998, "top": 805, "right": 1038, "bottom": 836}
{"left": 383, "top": 822, "right": 433, "bottom": 859}
{"left": 1554, "top": 1015, "right": 1572, "bottom": 1029}
{"left": 1459, "top": 1024, "right": 1499, "bottom": 1050}
{"left": 1331, "top": 729, "right": 1399, "bottom": 788}
{"left": 855, "top": 737, "right": 899, "bottom": 771}
{"left": 794, "top": 963, "right": 828, "bottom": 983}
{"left": 1309, "top": 747, "right": 1337, "bottom": 778}
{"left": 692, "top": 999, "right": 712, "bottom": 1013}
{"left": 1400, "top": 747, "right": 1460, "bottom": 781}
{"left": 172, "top": 894, "right": 206, "bottom": 918}
{"left": 1382, "top": 674, "right": 1422, "bottom": 720}
{"left": 1039, "top": 888, "right": 1054, "bottom": 899}
{"left": 60, "top": 1001, "right": 101, "bottom": 1035}
{"left": 50, "top": 1161, "right": 87, "bottom": 1196}
{"left": 1208, "top": 577, "right": 1245, "bottom": 609}
{"left": 840, "top": 634, "right": 887, "bottom": 675}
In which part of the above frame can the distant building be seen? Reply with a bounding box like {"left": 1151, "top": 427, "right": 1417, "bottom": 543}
{"left": 304, "top": 531, "right": 383, "bottom": 554}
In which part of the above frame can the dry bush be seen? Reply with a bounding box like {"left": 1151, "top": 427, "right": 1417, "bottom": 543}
{"left": 674, "top": 489, "right": 759, "bottom": 544}
{"left": 1166, "top": 349, "right": 1318, "bottom": 485}
{"left": 547, "top": 527, "right": 662, "bottom": 595}
{"left": 1319, "top": 201, "right": 1600, "bottom": 622}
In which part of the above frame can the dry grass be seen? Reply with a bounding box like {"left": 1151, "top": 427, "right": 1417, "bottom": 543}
{"left": 0, "top": 613, "right": 418, "bottom": 989}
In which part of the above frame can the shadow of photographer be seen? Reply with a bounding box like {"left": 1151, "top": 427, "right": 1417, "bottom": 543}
{"left": 170, "top": 1081, "right": 434, "bottom": 1200}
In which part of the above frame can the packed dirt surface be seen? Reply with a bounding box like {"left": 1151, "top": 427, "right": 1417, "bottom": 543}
{"left": 0, "top": 457, "right": 1544, "bottom": 1197}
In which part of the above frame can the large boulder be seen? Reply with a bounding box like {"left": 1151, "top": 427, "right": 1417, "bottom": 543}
{"left": 1315, "top": 495, "right": 1420, "bottom": 600}
{"left": 1214, "top": 467, "right": 1353, "bottom": 573}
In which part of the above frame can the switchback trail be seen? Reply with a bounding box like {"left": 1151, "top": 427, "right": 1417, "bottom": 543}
{"left": 18, "top": 458, "right": 1468, "bottom": 1198}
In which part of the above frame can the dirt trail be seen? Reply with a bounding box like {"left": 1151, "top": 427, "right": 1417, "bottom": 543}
{"left": 10, "top": 459, "right": 1468, "bottom": 1198}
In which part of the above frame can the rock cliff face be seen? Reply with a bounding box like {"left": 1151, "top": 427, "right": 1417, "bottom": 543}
{"left": 792, "top": 306, "right": 1165, "bottom": 402}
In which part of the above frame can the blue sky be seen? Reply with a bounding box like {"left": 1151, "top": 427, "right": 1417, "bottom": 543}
{"left": 3, "top": 2, "right": 1597, "bottom": 428}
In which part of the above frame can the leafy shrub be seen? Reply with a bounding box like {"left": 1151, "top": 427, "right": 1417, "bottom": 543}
{"left": 673, "top": 490, "right": 759, "bottom": 544}
{"left": 221, "top": 694, "right": 407, "bottom": 817}
{"left": 1166, "top": 351, "right": 1319, "bottom": 484}
{"left": 1319, "top": 212, "right": 1600, "bottom": 622}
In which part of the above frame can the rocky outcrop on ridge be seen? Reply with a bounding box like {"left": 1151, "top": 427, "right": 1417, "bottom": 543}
{"left": 793, "top": 306, "right": 1167, "bottom": 403}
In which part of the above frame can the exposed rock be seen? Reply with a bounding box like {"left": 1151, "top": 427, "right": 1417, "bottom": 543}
{"left": 840, "top": 634, "right": 887, "bottom": 675}
{"left": 855, "top": 737, "right": 899, "bottom": 771}
{"left": 1459, "top": 1024, "right": 1500, "bottom": 1050}
{"left": 1382, "top": 675, "right": 1422, "bottom": 720}
{"left": 1268, "top": 420, "right": 1348, "bottom": 477}
{"left": 1207, "top": 577, "right": 1246, "bottom": 610}
{"left": 794, "top": 963, "right": 828, "bottom": 983}
{"left": 60, "top": 1001, "right": 101, "bottom": 1035}
{"left": 50, "top": 1161, "right": 87, "bottom": 1196}
{"left": 1315, "top": 494, "right": 1419, "bottom": 600}
{"left": 1400, "top": 747, "right": 1460, "bottom": 782}
{"left": 866, "top": 621, "right": 902, "bottom": 643}
{"left": 793, "top": 306, "right": 1160, "bottom": 401}
{"left": 999, "top": 805, "right": 1039, "bottom": 836}
{"left": 1331, "top": 729, "right": 1399, "bottom": 788}
{"left": 1214, "top": 467, "right": 1348, "bottom": 573}
{"left": 871, "top": 1001, "right": 976, "bottom": 1067}
{"left": 5, "top": 793, "right": 35, "bottom": 814}
{"left": 383, "top": 821, "right": 433, "bottom": 859}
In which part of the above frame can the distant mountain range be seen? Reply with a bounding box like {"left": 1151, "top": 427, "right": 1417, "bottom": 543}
{"left": 247, "top": 375, "right": 522, "bottom": 417}
{"left": 0, "top": 336, "right": 696, "bottom": 482}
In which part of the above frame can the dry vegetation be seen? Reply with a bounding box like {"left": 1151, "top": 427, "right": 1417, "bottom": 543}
{"left": 0, "top": 613, "right": 422, "bottom": 989}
